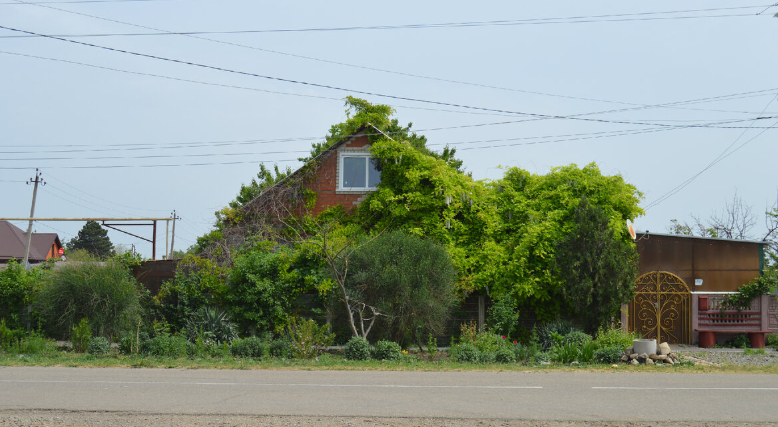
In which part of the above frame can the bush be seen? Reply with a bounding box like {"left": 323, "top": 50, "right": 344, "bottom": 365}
{"left": 286, "top": 317, "right": 334, "bottom": 359}
{"left": 579, "top": 340, "right": 597, "bottom": 363}
{"left": 512, "top": 342, "right": 539, "bottom": 363}
{"left": 728, "top": 333, "right": 750, "bottom": 349}
{"left": 190, "top": 338, "right": 225, "bottom": 358}
{"left": 593, "top": 346, "right": 623, "bottom": 364}
{"left": 35, "top": 259, "right": 141, "bottom": 340}
{"left": 118, "top": 334, "right": 140, "bottom": 355}
{"left": 449, "top": 343, "right": 480, "bottom": 363}
{"left": 71, "top": 318, "right": 92, "bottom": 353}
{"left": 0, "top": 259, "right": 43, "bottom": 330}
{"left": 550, "top": 343, "right": 580, "bottom": 364}
{"left": 536, "top": 321, "right": 581, "bottom": 351}
{"left": 10, "top": 332, "right": 57, "bottom": 355}
{"left": 594, "top": 324, "right": 639, "bottom": 351}
{"left": 495, "top": 347, "right": 517, "bottom": 364}
{"left": 141, "top": 335, "right": 190, "bottom": 358}
{"left": 87, "top": 337, "right": 111, "bottom": 355}
{"left": 344, "top": 230, "right": 457, "bottom": 348}
{"left": 767, "top": 334, "right": 778, "bottom": 349}
{"left": 562, "top": 331, "right": 592, "bottom": 347}
{"left": 184, "top": 307, "right": 238, "bottom": 345}
{"left": 344, "top": 337, "right": 371, "bottom": 361}
{"left": 269, "top": 338, "right": 291, "bottom": 358}
{"left": 155, "top": 255, "right": 228, "bottom": 333}
{"left": 487, "top": 298, "right": 520, "bottom": 339}
{"left": 372, "top": 340, "right": 402, "bottom": 361}
{"left": 230, "top": 337, "right": 268, "bottom": 359}
{"left": 0, "top": 319, "right": 26, "bottom": 351}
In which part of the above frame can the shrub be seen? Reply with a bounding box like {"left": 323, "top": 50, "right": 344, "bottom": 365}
{"left": 512, "top": 342, "right": 539, "bottom": 363}
{"left": 767, "top": 334, "right": 778, "bottom": 349}
{"left": 593, "top": 346, "right": 623, "bottom": 364}
{"left": 343, "top": 230, "right": 457, "bottom": 347}
{"left": 230, "top": 337, "right": 268, "bottom": 359}
{"left": 71, "top": 318, "right": 92, "bottom": 353}
{"left": 449, "top": 343, "right": 480, "bottom": 363}
{"left": 0, "top": 319, "right": 26, "bottom": 351}
{"left": 227, "top": 246, "right": 320, "bottom": 336}
{"left": 0, "top": 259, "right": 43, "bottom": 330}
{"left": 286, "top": 317, "right": 334, "bottom": 359}
{"left": 594, "top": 324, "right": 639, "bottom": 351}
{"left": 184, "top": 307, "right": 238, "bottom": 345}
{"left": 269, "top": 338, "right": 291, "bottom": 358}
{"left": 12, "top": 332, "right": 57, "bottom": 355}
{"left": 562, "top": 331, "right": 593, "bottom": 347}
{"left": 344, "top": 337, "right": 371, "bottom": 361}
{"left": 155, "top": 255, "right": 228, "bottom": 333}
{"left": 487, "top": 298, "right": 520, "bottom": 339}
{"left": 118, "top": 334, "right": 140, "bottom": 355}
{"left": 372, "top": 340, "right": 402, "bottom": 361}
{"left": 495, "top": 347, "right": 517, "bottom": 364}
{"left": 579, "top": 340, "right": 597, "bottom": 363}
{"left": 728, "top": 333, "right": 750, "bottom": 349}
{"left": 87, "top": 337, "right": 111, "bottom": 355}
{"left": 536, "top": 321, "right": 581, "bottom": 351}
{"left": 550, "top": 343, "right": 580, "bottom": 364}
{"left": 141, "top": 335, "right": 190, "bottom": 358}
{"left": 35, "top": 258, "right": 141, "bottom": 340}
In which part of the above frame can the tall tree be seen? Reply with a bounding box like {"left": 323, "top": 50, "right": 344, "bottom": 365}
{"left": 66, "top": 220, "right": 114, "bottom": 259}
{"left": 555, "top": 197, "right": 639, "bottom": 333}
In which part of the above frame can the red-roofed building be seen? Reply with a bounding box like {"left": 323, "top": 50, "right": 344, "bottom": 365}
{"left": 0, "top": 220, "right": 62, "bottom": 265}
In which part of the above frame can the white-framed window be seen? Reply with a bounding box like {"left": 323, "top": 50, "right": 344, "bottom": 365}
{"left": 339, "top": 153, "right": 380, "bottom": 191}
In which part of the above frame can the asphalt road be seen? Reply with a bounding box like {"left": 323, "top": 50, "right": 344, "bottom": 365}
{"left": 1, "top": 367, "right": 777, "bottom": 422}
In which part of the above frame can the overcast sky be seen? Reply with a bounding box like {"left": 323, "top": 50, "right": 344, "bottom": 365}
{"left": 1, "top": 1, "right": 777, "bottom": 259}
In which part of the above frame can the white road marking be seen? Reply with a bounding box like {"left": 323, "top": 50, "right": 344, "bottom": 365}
{"left": 0, "top": 379, "right": 540, "bottom": 389}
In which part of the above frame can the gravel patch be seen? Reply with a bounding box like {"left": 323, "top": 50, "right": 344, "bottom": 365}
{"left": 1, "top": 411, "right": 777, "bottom": 427}
{"left": 680, "top": 349, "right": 778, "bottom": 367}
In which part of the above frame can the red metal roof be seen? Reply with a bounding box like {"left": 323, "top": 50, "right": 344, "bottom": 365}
{"left": 0, "top": 220, "right": 61, "bottom": 262}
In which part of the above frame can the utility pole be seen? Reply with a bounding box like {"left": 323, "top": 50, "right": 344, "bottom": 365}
{"left": 23, "top": 169, "right": 45, "bottom": 270}
{"left": 169, "top": 210, "right": 181, "bottom": 259}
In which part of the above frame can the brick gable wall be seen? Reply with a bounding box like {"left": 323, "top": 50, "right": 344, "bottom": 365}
{"left": 307, "top": 134, "right": 373, "bottom": 216}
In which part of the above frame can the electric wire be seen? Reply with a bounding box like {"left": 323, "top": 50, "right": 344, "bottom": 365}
{"left": 2, "top": 1, "right": 771, "bottom": 117}
{"left": 1, "top": 4, "right": 771, "bottom": 35}
{"left": 645, "top": 95, "right": 778, "bottom": 210}
{"left": 4, "top": 24, "right": 778, "bottom": 134}
{"left": 45, "top": 172, "right": 170, "bottom": 214}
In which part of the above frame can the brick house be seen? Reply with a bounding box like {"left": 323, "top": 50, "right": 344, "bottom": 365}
{"left": 243, "top": 126, "right": 380, "bottom": 218}
{"left": 0, "top": 220, "right": 62, "bottom": 265}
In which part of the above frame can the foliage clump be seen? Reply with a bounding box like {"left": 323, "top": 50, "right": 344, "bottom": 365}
{"left": 372, "top": 340, "right": 402, "bottom": 361}
{"left": 230, "top": 337, "right": 268, "bottom": 359}
{"left": 66, "top": 220, "right": 114, "bottom": 259}
{"left": 343, "top": 336, "right": 371, "bottom": 361}
{"left": 36, "top": 258, "right": 141, "bottom": 340}
{"left": 87, "top": 336, "right": 111, "bottom": 355}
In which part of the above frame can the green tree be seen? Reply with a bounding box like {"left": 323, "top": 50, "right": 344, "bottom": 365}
{"left": 66, "top": 220, "right": 114, "bottom": 259}
{"left": 154, "top": 255, "right": 229, "bottom": 332}
{"left": 226, "top": 243, "right": 324, "bottom": 336}
{"left": 555, "top": 197, "right": 639, "bottom": 333}
{"left": 344, "top": 230, "right": 457, "bottom": 346}
{"left": 0, "top": 259, "right": 44, "bottom": 329}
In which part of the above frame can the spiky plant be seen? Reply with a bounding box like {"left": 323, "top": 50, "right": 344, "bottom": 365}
{"left": 185, "top": 307, "right": 238, "bottom": 344}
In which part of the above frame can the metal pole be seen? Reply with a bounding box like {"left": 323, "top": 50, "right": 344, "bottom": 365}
{"left": 169, "top": 210, "right": 180, "bottom": 259}
{"left": 23, "top": 169, "right": 44, "bottom": 269}
{"left": 165, "top": 219, "right": 169, "bottom": 260}
{"left": 152, "top": 220, "right": 157, "bottom": 260}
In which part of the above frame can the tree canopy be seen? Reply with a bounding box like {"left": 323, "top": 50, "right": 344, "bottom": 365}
{"left": 66, "top": 220, "right": 114, "bottom": 259}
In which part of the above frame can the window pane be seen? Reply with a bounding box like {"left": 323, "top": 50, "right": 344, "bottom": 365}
{"left": 343, "top": 156, "right": 366, "bottom": 189}
{"left": 368, "top": 158, "right": 381, "bottom": 187}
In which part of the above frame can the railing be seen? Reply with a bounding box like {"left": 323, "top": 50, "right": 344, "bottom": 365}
{"left": 692, "top": 293, "right": 770, "bottom": 332}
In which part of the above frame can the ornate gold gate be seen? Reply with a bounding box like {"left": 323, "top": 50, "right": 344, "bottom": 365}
{"left": 628, "top": 271, "right": 691, "bottom": 344}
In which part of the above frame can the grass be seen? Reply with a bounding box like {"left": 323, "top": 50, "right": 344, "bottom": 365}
{"left": 2, "top": 349, "right": 777, "bottom": 373}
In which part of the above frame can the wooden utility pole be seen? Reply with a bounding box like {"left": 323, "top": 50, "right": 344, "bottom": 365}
{"left": 22, "top": 169, "right": 45, "bottom": 269}
{"left": 169, "top": 210, "right": 181, "bottom": 259}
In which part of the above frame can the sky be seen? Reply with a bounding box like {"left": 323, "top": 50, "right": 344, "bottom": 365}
{"left": 1, "top": 1, "right": 777, "bottom": 259}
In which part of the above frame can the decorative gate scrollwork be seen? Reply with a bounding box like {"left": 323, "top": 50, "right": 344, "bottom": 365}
{"left": 629, "top": 271, "right": 691, "bottom": 344}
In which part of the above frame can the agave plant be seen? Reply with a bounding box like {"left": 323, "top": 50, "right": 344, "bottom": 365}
{"left": 185, "top": 307, "right": 238, "bottom": 344}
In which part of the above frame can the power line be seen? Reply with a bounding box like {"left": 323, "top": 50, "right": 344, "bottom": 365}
{"left": 0, "top": 5, "right": 770, "bottom": 34}
{"left": 4, "top": 24, "right": 778, "bottom": 132}
{"left": 2, "top": 1, "right": 772, "bottom": 118}
{"left": 0, "top": 0, "right": 177, "bottom": 4}
{"left": 645, "top": 95, "right": 778, "bottom": 210}
{"left": 45, "top": 172, "right": 170, "bottom": 214}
